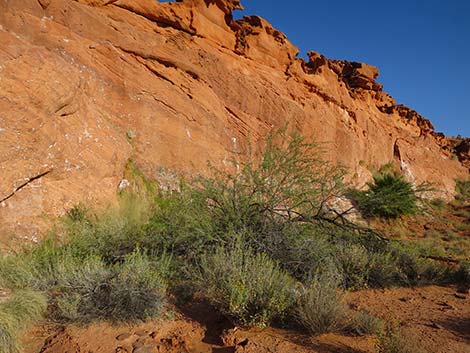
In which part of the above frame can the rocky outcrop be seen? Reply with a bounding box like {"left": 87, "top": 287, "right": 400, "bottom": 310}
{"left": 435, "top": 135, "right": 470, "bottom": 170}
{"left": 0, "top": 0, "right": 468, "bottom": 245}
{"left": 453, "top": 138, "right": 470, "bottom": 169}
{"left": 302, "top": 51, "right": 436, "bottom": 136}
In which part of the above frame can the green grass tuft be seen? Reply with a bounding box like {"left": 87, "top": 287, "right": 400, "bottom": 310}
{"left": 0, "top": 290, "right": 47, "bottom": 353}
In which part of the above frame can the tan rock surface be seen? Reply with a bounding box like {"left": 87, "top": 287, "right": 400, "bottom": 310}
{"left": 0, "top": 0, "right": 468, "bottom": 244}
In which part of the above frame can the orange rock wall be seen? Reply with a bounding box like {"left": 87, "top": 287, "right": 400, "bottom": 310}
{"left": 0, "top": 0, "right": 467, "bottom": 243}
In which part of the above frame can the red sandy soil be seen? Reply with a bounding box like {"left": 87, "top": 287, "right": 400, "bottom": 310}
{"left": 23, "top": 285, "right": 469, "bottom": 353}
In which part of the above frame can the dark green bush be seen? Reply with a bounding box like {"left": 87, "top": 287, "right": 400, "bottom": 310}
{"left": 251, "top": 223, "right": 334, "bottom": 282}
{"left": 360, "top": 243, "right": 446, "bottom": 288}
{"left": 351, "top": 173, "right": 423, "bottom": 219}
{"left": 146, "top": 189, "right": 214, "bottom": 261}
{"left": 454, "top": 260, "right": 470, "bottom": 289}
{"left": 366, "top": 251, "right": 402, "bottom": 287}
{"left": 262, "top": 222, "right": 445, "bottom": 289}
{"left": 239, "top": 222, "right": 446, "bottom": 290}
{"left": 194, "top": 244, "right": 296, "bottom": 327}
{"left": 391, "top": 244, "right": 447, "bottom": 285}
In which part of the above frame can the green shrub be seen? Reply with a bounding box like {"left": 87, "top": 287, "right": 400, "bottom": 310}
{"left": 0, "top": 128, "right": 460, "bottom": 348}
{"left": 0, "top": 238, "right": 68, "bottom": 292}
{"left": 351, "top": 173, "right": 424, "bottom": 219}
{"left": 364, "top": 243, "right": 446, "bottom": 288}
{"left": 348, "top": 310, "right": 383, "bottom": 336}
{"left": 334, "top": 244, "right": 370, "bottom": 290}
{"left": 253, "top": 221, "right": 446, "bottom": 290}
{"left": 295, "top": 270, "right": 347, "bottom": 335}
{"left": 192, "top": 129, "right": 345, "bottom": 247}
{"left": 366, "top": 251, "right": 402, "bottom": 288}
{"left": 334, "top": 240, "right": 446, "bottom": 289}
{"left": 194, "top": 244, "right": 296, "bottom": 327}
{"left": 63, "top": 195, "right": 154, "bottom": 263}
{"left": 142, "top": 128, "right": 349, "bottom": 283}
{"left": 377, "top": 326, "right": 424, "bottom": 353}
{"left": 455, "top": 179, "right": 470, "bottom": 204}
{"left": 0, "top": 290, "right": 47, "bottom": 353}
{"left": 255, "top": 223, "right": 334, "bottom": 282}
{"left": 50, "top": 251, "right": 168, "bottom": 323}
{"left": 146, "top": 189, "right": 214, "bottom": 262}
{"left": 392, "top": 245, "right": 447, "bottom": 285}
{"left": 1, "top": 238, "right": 170, "bottom": 326}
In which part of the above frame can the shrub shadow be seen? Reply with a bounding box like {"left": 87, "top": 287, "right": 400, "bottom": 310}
{"left": 435, "top": 317, "right": 470, "bottom": 341}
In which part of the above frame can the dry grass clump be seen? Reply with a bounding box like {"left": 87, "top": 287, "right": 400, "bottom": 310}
{"left": 295, "top": 270, "right": 347, "bottom": 335}
{"left": 195, "top": 244, "right": 296, "bottom": 327}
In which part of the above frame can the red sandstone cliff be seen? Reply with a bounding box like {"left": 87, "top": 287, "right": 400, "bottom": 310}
{"left": 0, "top": 0, "right": 468, "bottom": 244}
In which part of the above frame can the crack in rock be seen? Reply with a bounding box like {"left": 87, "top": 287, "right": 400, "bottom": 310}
{"left": 0, "top": 169, "right": 52, "bottom": 204}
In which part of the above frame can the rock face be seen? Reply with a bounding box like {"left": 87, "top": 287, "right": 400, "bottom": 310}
{"left": 453, "top": 138, "right": 470, "bottom": 169}
{"left": 436, "top": 135, "right": 470, "bottom": 170}
{"left": 0, "top": 0, "right": 468, "bottom": 244}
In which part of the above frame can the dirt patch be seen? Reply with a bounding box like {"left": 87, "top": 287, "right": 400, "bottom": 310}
{"left": 347, "top": 285, "right": 470, "bottom": 353}
{"left": 28, "top": 286, "right": 469, "bottom": 353}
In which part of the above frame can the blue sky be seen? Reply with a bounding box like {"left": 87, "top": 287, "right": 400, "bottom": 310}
{"left": 233, "top": 0, "right": 470, "bottom": 137}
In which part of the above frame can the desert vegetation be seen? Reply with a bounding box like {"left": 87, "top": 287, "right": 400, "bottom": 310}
{"left": 349, "top": 163, "right": 432, "bottom": 219}
{"left": 0, "top": 290, "right": 46, "bottom": 353}
{"left": 0, "top": 130, "right": 467, "bottom": 353}
{"left": 376, "top": 325, "right": 424, "bottom": 353}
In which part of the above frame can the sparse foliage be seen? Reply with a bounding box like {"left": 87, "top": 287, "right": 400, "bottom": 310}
{"left": 194, "top": 128, "right": 346, "bottom": 247}
{"left": 194, "top": 244, "right": 296, "bottom": 327}
{"left": 295, "top": 270, "right": 347, "bottom": 335}
{"left": 0, "top": 129, "right": 463, "bottom": 352}
{"left": 376, "top": 326, "right": 424, "bottom": 353}
{"left": 455, "top": 179, "right": 470, "bottom": 204}
{"left": 50, "top": 251, "right": 168, "bottom": 323}
{"left": 348, "top": 310, "right": 383, "bottom": 336}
